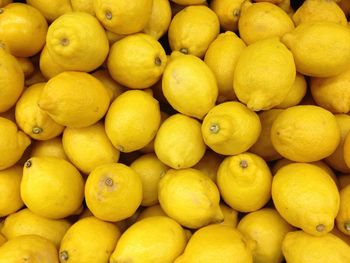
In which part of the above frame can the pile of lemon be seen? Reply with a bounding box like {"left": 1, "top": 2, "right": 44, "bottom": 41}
{"left": 1, "top": 0, "right": 350, "bottom": 262}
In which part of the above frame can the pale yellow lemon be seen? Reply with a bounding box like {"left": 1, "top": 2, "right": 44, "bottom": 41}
{"left": 336, "top": 184, "right": 350, "bottom": 235}
{"left": 219, "top": 203, "right": 239, "bottom": 228}
{"left": 31, "top": 137, "right": 68, "bottom": 160}
{"left": 137, "top": 205, "right": 167, "bottom": 221}
{"left": 210, "top": 0, "right": 245, "bottom": 32}
{"left": 15, "top": 57, "right": 34, "bottom": 78}
{"left": 71, "top": 0, "right": 94, "bottom": 15}
{"left": 26, "top": 0, "right": 72, "bottom": 22}
{"left": 193, "top": 150, "right": 222, "bottom": 183}
{"left": 144, "top": 0, "right": 171, "bottom": 40}
{"left": 92, "top": 69, "right": 126, "bottom": 102}
{"left": 39, "top": 45, "right": 65, "bottom": 79}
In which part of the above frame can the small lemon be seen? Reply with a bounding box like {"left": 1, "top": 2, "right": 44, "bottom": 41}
{"left": 155, "top": 114, "right": 206, "bottom": 169}
{"left": 271, "top": 105, "right": 340, "bottom": 162}
{"left": 0, "top": 117, "right": 31, "bottom": 170}
{"left": 201, "top": 101, "right": 261, "bottom": 155}
{"left": 137, "top": 205, "right": 167, "bottom": 221}
{"left": 162, "top": 52, "right": 218, "bottom": 119}
{"left": 26, "top": 0, "right": 72, "bottom": 21}
{"left": 175, "top": 224, "right": 254, "bottom": 263}
{"left": 85, "top": 163, "right": 142, "bottom": 222}
{"left": 168, "top": 5, "right": 220, "bottom": 57}
{"left": 272, "top": 163, "right": 340, "bottom": 236}
{"left": 39, "top": 45, "right": 65, "bottom": 79}
{"left": 71, "top": 0, "right": 94, "bottom": 15}
{"left": 59, "top": 217, "right": 120, "bottom": 263}
{"left": 237, "top": 208, "right": 294, "bottom": 263}
{"left": 219, "top": 203, "right": 239, "bottom": 228}
{"left": 105, "top": 90, "right": 161, "bottom": 152}
{"left": 92, "top": 69, "right": 126, "bottom": 102}
{"left": 31, "top": 137, "right": 68, "bottom": 160}
{"left": 193, "top": 150, "right": 223, "bottom": 183}
{"left": 217, "top": 152, "right": 272, "bottom": 212}
{"left": 281, "top": 21, "right": 350, "bottom": 77}
{"left": 282, "top": 231, "right": 350, "bottom": 263}
{"left": 0, "top": 235, "right": 58, "bottom": 263}
{"left": 338, "top": 174, "right": 350, "bottom": 189}
{"left": 250, "top": 109, "right": 283, "bottom": 161}
{"left": 0, "top": 165, "right": 23, "bottom": 217}
{"left": 93, "top": 0, "right": 153, "bottom": 35}
{"left": 15, "top": 57, "right": 34, "bottom": 78}
{"left": 130, "top": 153, "right": 169, "bottom": 206}
{"left": 336, "top": 184, "right": 350, "bottom": 235}
{"left": 46, "top": 12, "right": 109, "bottom": 72}
{"left": 1, "top": 208, "right": 71, "bottom": 248}
{"left": 21, "top": 157, "right": 84, "bottom": 219}
{"left": 107, "top": 33, "right": 167, "bottom": 89}
{"left": 210, "top": 0, "right": 245, "bottom": 32}
{"left": 159, "top": 168, "right": 223, "bottom": 229}
{"left": 204, "top": 31, "right": 246, "bottom": 102}
{"left": 38, "top": 71, "right": 110, "bottom": 128}
{"left": 0, "top": 3, "right": 47, "bottom": 57}
{"left": 234, "top": 37, "right": 295, "bottom": 111}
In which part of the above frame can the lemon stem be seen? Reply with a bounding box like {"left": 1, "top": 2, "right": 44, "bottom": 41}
{"left": 0, "top": 9, "right": 3, "bottom": 14}
{"left": 60, "top": 251, "right": 69, "bottom": 261}
{"left": 316, "top": 224, "right": 325, "bottom": 232}
{"left": 60, "top": 38, "right": 69, "bottom": 46}
{"left": 105, "top": 11, "right": 112, "bottom": 20}
{"left": 209, "top": 123, "right": 220, "bottom": 134}
{"left": 344, "top": 222, "right": 350, "bottom": 231}
{"left": 233, "top": 9, "right": 240, "bottom": 17}
{"left": 32, "top": 126, "right": 43, "bottom": 134}
{"left": 154, "top": 57, "right": 162, "bottom": 66}
{"left": 180, "top": 48, "right": 188, "bottom": 54}
{"left": 105, "top": 177, "right": 114, "bottom": 186}
{"left": 24, "top": 160, "right": 32, "bottom": 168}
{"left": 240, "top": 160, "right": 248, "bottom": 168}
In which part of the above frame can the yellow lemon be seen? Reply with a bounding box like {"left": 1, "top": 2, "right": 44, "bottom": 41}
{"left": 130, "top": 153, "right": 169, "bottom": 206}
{"left": 338, "top": 174, "right": 350, "bottom": 189}
{"left": 168, "top": 5, "right": 220, "bottom": 57}
{"left": 250, "top": 109, "right": 283, "bottom": 161}
{"left": 175, "top": 224, "right": 254, "bottom": 263}
{"left": 282, "top": 231, "right": 350, "bottom": 263}
{"left": 59, "top": 217, "right": 120, "bottom": 263}
{"left": 271, "top": 105, "right": 340, "bottom": 162}
{"left": 210, "top": 0, "right": 245, "bottom": 32}
{"left": 204, "top": 31, "right": 246, "bottom": 102}
{"left": 26, "top": 0, "right": 72, "bottom": 21}
{"left": 234, "top": 37, "right": 295, "bottom": 111}
{"left": 63, "top": 123, "right": 120, "bottom": 174}
{"left": 0, "top": 3, "right": 47, "bottom": 57}
{"left": 21, "top": 157, "right": 84, "bottom": 219}
{"left": 105, "top": 90, "right": 161, "bottom": 152}
{"left": 155, "top": 114, "right": 206, "bottom": 169}
{"left": 293, "top": 0, "right": 347, "bottom": 26}
{"left": 201, "top": 101, "right": 261, "bottom": 155}
{"left": 137, "top": 205, "right": 167, "bottom": 221}
{"left": 0, "top": 165, "right": 23, "bottom": 217}
{"left": 219, "top": 203, "right": 239, "bottom": 228}
{"left": 39, "top": 45, "right": 65, "bottom": 80}
{"left": 15, "top": 83, "right": 64, "bottom": 140}
{"left": 0, "top": 117, "right": 31, "bottom": 170}
{"left": 38, "top": 71, "right": 110, "bottom": 128}
{"left": 85, "top": 163, "right": 142, "bottom": 222}
{"left": 92, "top": 69, "right": 126, "bottom": 102}
{"left": 71, "top": 0, "right": 94, "bottom": 15}
{"left": 46, "top": 12, "right": 109, "bottom": 72}
{"left": 217, "top": 152, "right": 272, "bottom": 212}
{"left": 281, "top": 21, "right": 350, "bottom": 77}
{"left": 110, "top": 216, "right": 187, "bottom": 263}
{"left": 237, "top": 208, "right": 294, "bottom": 263}
{"left": 193, "top": 150, "right": 223, "bottom": 183}
{"left": 162, "top": 52, "right": 218, "bottom": 119}
{"left": 0, "top": 48, "right": 24, "bottom": 113}
{"left": 107, "top": 33, "right": 167, "bottom": 89}
{"left": 15, "top": 57, "right": 34, "bottom": 78}
{"left": 336, "top": 184, "right": 350, "bottom": 235}
{"left": 1, "top": 208, "right": 71, "bottom": 248}
{"left": 159, "top": 168, "right": 223, "bottom": 229}
{"left": 272, "top": 163, "right": 340, "bottom": 236}
{"left": 0, "top": 0, "right": 11, "bottom": 8}
{"left": 93, "top": 0, "right": 153, "bottom": 35}
{"left": 0, "top": 235, "right": 58, "bottom": 263}
{"left": 31, "top": 137, "right": 68, "bottom": 160}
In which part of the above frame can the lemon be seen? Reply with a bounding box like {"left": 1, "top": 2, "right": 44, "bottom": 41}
{"left": 0, "top": 48, "right": 24, "bottom": 113}
{"left": 0, "top": 165, "right": 23, "bottom": 217}
{"left": 15, "top": 57, "right": 34, "bottom": 78}
{"left": 93, "top": 0, "right": 153, "bottom": 34}
{"left": 21, "top": 157, "right": 84, "bottom": 219}
{"left": 105, "top": 90, "right": 161, "bottom": 153}
{"left": 237, "top": 208, "right": 294, "bottom": 263}
{"left": 0, "top": 0, "right": 11, "bottom": 8}
{"left": 26, "top": 0, "right": 72, "bottom": 21}
{"left": 281, "top": 21, "right": 350, "bottom": 77}
{"left": 204, "top": 31, "right": 246, "bottom": 102}
{"left": 282, "top": 231, "right": 350, "bottom": 263}
{"left": 39, "top": 45, "right": 65, "bottom": 79}
{"left": 0, "top": 3, "right": 47, "bottom": 57}
{"left": 175, "top": 224, "right": 254, "bottom": 263}
{"left": 59, "top": 216, "right": 120, "bottom": 263}
{"left": 210, "top": 0, "right": 245, "bottom": 32}
{"left": 107, "top": 33, "right": 167, "bottom": 89}
{"left": 63, "top": 123, "right": 120, "bottom": 174}
{"left": 130, "top": 153, "right": 169, "bottom": 206}
{"left": 193, "top": 150, "right": 222, "bottom": 182}
{"left": 137, "top": 205, "right": 167, "bottom": 221}
{"left": 155, "top": 114, "right": 206, "bottom": 169}
{"left": 162, "top": 52, "right": 218, "bottom": 119}
{"left": 250, "top": 109, "right": 283, "bottom": 161}
{"left": 143, "top": 0, "right": 171, "bottom": 40}
{"left": 272, "top": 163, "right": 340, "bottom": 236}
{"left": 92, "top": 69, "right": 126, "bottom": 102}
{"left": 46, "top": 12, "right": 109, "bottom": 72}
{"left": 338, "top": 174, "right": 350, "bottom": 189}
{"left": 159, "top": 168, "right": 223, "bottom": 229}
{"left": 217, "top": 152, "right": 272, "bottom": 212}
{"left": 1, "top": 208, "right": 71, "bottom": 248}
{"left": 71, "top": 0, "right": 94, "bottom": 15}
{"left": 168, "top": 5, "right": 219, "bottom": 57}
{"left": 271, "top": 105, "right": 340, "bottom": 162}
{"left": 85, "top": 163, "right": 142, "bottom": 222}
{"left": 0, "top": 117, "right": 31, "bottom": 170}
{"left": 38, "top": 71, "right": 110, "bottom": 128}
{"left": 336, "top": 185, "right": 350, "bottom": 235}
{"left": 234, "top": 37, "right": 295, "bottom": 111}
{"left": 292, "top": 0, "right": 347, "bottom": 26}
{"left": 0, "top": 235, "right": 58, "bottom": 263}
{"left": 201, "top": 101, "right": 261, "bottom": 155}
{"left": 31, "top": 137, "right": 68, "bottom": 160}
{"left": 219, "top": 203, "right": 238, "bottom": 228}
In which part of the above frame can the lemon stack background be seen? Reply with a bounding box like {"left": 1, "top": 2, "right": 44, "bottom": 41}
{"left": 0, "top": 0, "right": 350, "bottom": 262}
